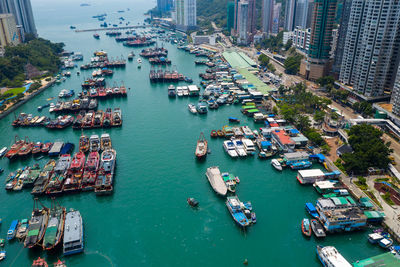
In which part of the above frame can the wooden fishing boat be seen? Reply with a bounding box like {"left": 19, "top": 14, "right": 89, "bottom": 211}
{"left": 100, "top": 133, "right": 112, "bottom": 151}
{"left": 217, "top": 130, "right": 224, "bottom": 138}
{"left": 42, "top": 199, "right": 66, "bottom": 250}
{"left": 18, "top": 138, "right": 33, "bottom": 157}
{"left": 5, "top": 135, "right": 25, "bottom": 159}
{"left": 32, "top": 142, "right": 42, "bottom": 154}
{"left": 79, "top": 134, "right": 89, "bottom": 153}
{"left": 40, "top": 142, "right": 53, "bottom": 153}
{"left": 195, "top": 132, "right": 208, "bottom": 160}
{"left": 24, "top": 199, "right": 49, "bottom": 248}
{"left": 301, "top": 218, "right": 312, "bottom": 237}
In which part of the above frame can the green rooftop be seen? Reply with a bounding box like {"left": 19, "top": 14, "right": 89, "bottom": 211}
{"left": 237, "top": 68, "right": 273, "bottom": 94}
{"left": 223, "top": 51, "right": 252, "bottom": 68}
{"left": 353, "top": 252, "right": 400, "bottom": 267}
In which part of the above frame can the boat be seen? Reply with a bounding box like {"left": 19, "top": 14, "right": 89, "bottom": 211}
{"left": 229, "top": 117, "right": 240, "bottom": 123}
{"left": 16, "top": 218, "right": 29, "bottom": 240}
{"left": 31, "top": 160, "right": 56, "bottom": 195}
{"left": 187, "top": 198, "right": 199, "bottom": 207}
{"left": 60, "top": 142, "right": 74, "bottom": 155}
{"left": 93, "top": 33, "right": 100, "bottom": 39}
{"left": 54, "top": 259, "right": 66, "bottom": 267}
{"left": 24, "top": 199, "right": 49, "bottom": 248}
{"left": 46, "top": 154, "right": 71, "bottom": 195}
{"left": 112, "top": 108, "right": 122, "bottom": 126}
{"left": 221, "top": 172, "right": 237, "bottom": 193}
{"left": 233, "top": 139, "right": 247, "bottom": 157}
{"left": 196, "top": 102, "right": 208, "bottom": 114}
{"left": 305, "top": 203, "right": 319, "bottom": 218}
{"left": 32, "top": 142, "right": 42, "bottom": 154}
{"left": 18, "top": 138, "right": 33, "bottom": 157}
{"left": 226, "top": 196, "right": 251, "bottom": 228}
{"left": 6, "top": 135, "right": 25, "bottom": 159}
{"left": 128, "top": 51, "right": 135, "bottom": 60}
{"left": 63, "top": 209, "right": 84, "bottom": 255}
{"left": 0, "top": 147, "right": 7, "bottom": 157}
{"left": 137, "top": 58, "right": 142, "bottom": 68}
{"left": 205, "top": 166, "right": 228, "bottom": 196}
{"left": 24, "top": 164, "right": 41, "bottom": 187}
{"left": 42, "top": 200, "right": 66, "bottom": 250}
{"left": 7, "top": 219, "right": 18, "bottom": 240}
{"left": 210, "top": 130, "right": 218, "bottom": 138}
{"left": 311, "top": 219, "right": 326, "bottom": 238}
{"left": 100, "top": 133, "right": 112, "bottom": 151}
{"left": 94, "top": 149, "right": 116, "bottom": 195}
{"left": 89, "top": 135, "right": 100, "bottom": 152}
{"left": 195, "top": 132, "right": 207, "bottom": 160}
{"left": 48, "top": 141, "right": 64, "bottom": 157}
{"left": 223, "top": 140, "right": 238, "bottom": 158}
{"left": 316, "top": 245, "right": 352, "bottom": 267}
{"left": 5, "top": 167, "right": 23, "bottom": 190}
{"left": 81, "top": 151, "right": 100, "bottom": 191}
{"left": 188, "top": 104, "right": 197, "bottom": 114}
{"left": 41, "top": 142, "right": 52, "bottom": 154}
{"left": 301, "top": 218, "right": 312, "bottom": 237}
{"left": 79, "top": 134, "right": 89, "bottom": 152}
{"left": 102, "top": 108, "right": 112, "bottom": 127}
{"left": 379, "top": 238, "right": 393, "bottom": 249}
{"left": 0, "top": 239, "right": 4, "bottom": 247}
{"left": 0, "top": 250, "right": 5, "bottom": 261}
{"left": 368, "top": 233, "right": 384, "bottom": 244}
{"left": 62, "top": 152, "right": 85, "bottom": 193}
{"left": 271, "top": 159, "right": 283, "bottom": 171}
{"left": 168, "top": 85, "right": 176, "bottom": 97}
{"left": 217, "top": 130, "right": 224, "bottom": 138}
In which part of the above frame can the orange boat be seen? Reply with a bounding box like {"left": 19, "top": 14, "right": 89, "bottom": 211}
{"left": 5, "top": 135, "right": 25, "bottom": 159}
{"left": 301, "top": 218, "right": 312, "bottom": 237}
{"left": 32, "top": 257, "right": 48, "bottom": 267}
{"left": 18, "top": 137, "right": 33, "bottom": 157}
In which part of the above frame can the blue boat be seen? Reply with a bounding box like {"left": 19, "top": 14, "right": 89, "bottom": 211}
{"left": 60, "top": 143, "right": 74, "bottom": 155}
{"left": 226, "top": 196, "right": 251, "bottom": 228}
{"left": 305, "top": 203, "right": 319, "bottom": 219}
{"left": 290, "top": 160, "right": 312, "bottom": 170}
{"left": 7, "top": 219, "right": 19, "bottom": 240}
{"left": 229, "top": 117, "right": 240, "bottom": 123}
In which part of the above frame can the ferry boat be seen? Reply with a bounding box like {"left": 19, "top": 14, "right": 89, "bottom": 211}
{"left": 311, "top": 219, "right": 326, "bottom": 238}
{"left": 42, "top": 201, "right": 66, "bottom": 250}
{"left": 31, "top": 160, "right": 56, "bottom": 195}
{"left": 316, "top": 245, "right": 351, "bottom": 267}
{"left": 62, "top": 152, "right": 85, "bottom": 193}
{"left": 226, "top": 196, "right": 251, "bottom": 228}
{"left": 205, "top": 167, "right": 228, "bottom": 196}
{"left": 195, "top": 133, "right": 207, "bottom": 160}
{"left": 63, "top": 209, "right": 84, "bottom": 255}
{"left": 79, "top": 134, "right": 89, "bottom": 152}
{"left": 46, "top": 154, "right": 71, "bottom": 195}
{"left": 168, "top": 85, "right": 176, "bottom": 97}
{"left": 7, "top": 219, "right": 18, "bottom": 240}
{"left": 89, "top": 135, "right": 100, "bottom": 152}
{"left": 16, "top": 218, "right": 29, "bottom": 240}
{"left": 24, "top": 199, "right": 49, "bottom": 248}
{"left": 94, "top": 149, "right": 116, "bottom": 195}
{"left": 81, "top": 151, "right": 100, "bottom": 191}
{"left": 223, "top": 140, "right": 238, "bottom": 158}
{"left": 301, "top": 218, "right": 312, "bottom": 237}
{"left": 271, "top": 159, "right": 283, "bottom": 171}
{"left": 100, "top": 133, "right": 112, "bottom": 151}
{"left": 188, "top": 104, "right": 197, "bottom": 114}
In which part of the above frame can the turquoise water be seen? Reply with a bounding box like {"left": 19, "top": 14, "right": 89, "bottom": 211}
{"left": 0, "top": 1, "right": 384, "bottom": 266}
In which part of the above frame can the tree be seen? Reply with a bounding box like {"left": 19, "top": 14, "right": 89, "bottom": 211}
{"left": 305, "top": 129, "right": 325, "bottom": 146}
{"left": 272, "top": 106, "right": 279, "bottom": 115}
{"left": 316, "top": 76, "right": 335, "bottom": 87}
{"left": 295, "top": 115, "right": 311, "bottom": 132}
{"left": 313, "top": 110, "right": 325, "bottom": 124}
{"left": 284, "top": 55, "right": 302, "bottom": 74}
{"left": 267, "top": 63, "right": 276, "bottom": 73}
{"left": 258, "top": 54, "right": 270, "bottom": 67}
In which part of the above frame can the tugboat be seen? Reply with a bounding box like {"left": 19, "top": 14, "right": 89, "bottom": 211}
{"left": 42, "top": 199, "right": 66, "bottom": 250}
{"left": 94, "top": 149, "right": 116, "bottom": 195}
{"left": 301, "top": 218, "right": 312, "bottom": 237}
{"left": 24, "top": 199, "right": 49, "bottom": 248}
{"left": 195, "top": 132, "right": 208, "bottom": 160}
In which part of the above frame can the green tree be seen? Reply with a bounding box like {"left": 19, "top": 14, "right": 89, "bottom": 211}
{"left": 258, "top": 54, "right": 270, "bottom": 67}
{"left": 284, "top": 55, "right": 302, "bottom": 74}
{"left": 313, "top": 110, "right": 325, "bottom": 124}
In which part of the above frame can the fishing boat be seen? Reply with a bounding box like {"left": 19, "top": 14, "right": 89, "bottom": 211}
{"left": 205, "top": 166, "right": 228, "bottom": 196}
{"left": 301, "top": 218, "right": 312, "bottom": 237}
{"left": 24, "top": 199, "right": 49, "bottom": 248}
{"left": 316, "top": 245, "right": 352, "bottom": 267}
{"left": 195, "top": 132, "right": 207, "bottom": 160}
{"left": 63, "top": 209, "right": 84, "bottom": 255}
{"left": 18, "top": 138, "right": 33, "bottom": 157}
{"left": 128, "top": 51, "right": 135, "bottom": 60}
{"left": 226, "top": 196, "right": 251, "bottom": 228}
{"left": 271, "top": 159, "right": 283, "bottom": 171}
{"left": 229, "top": 117, "right": 240, "bottom": 123}
{"left": 31, "top": 160, "right": 56, "bottom": 195}
{"left": 32, "top": 142, "right": 42, "bottom": 154}
{"left": 6, "top": 135, "right": 25, "bottom": 159}
{"left": 54, "top": 259, "right": 66, "bottom": 267}
{"left": 187, "top": 198, "right": 199, "bottom": 207}
{"left": 112, "top": 108, "right": 122, "bottom": 126}
{"left": 32, "top": 257, "right": 48, "bottom": 267}
{"left": 90, "top": 135, "right": 100, "bottom": 152}
{"left": 223, "top": 140, "right": 238, "bottom": 158}
{"left": 93, "top": 110, "right": 104, "bottom": 128}
{"left": 5, "top": 167, "right": 23, "bottom": 190}
{"left": 81, "top": 151, "right": 100, "bottom": 191}
{"left": 79, "top": 134, "right": 89, "bottom": 153}
{"left": 210, "top": 130, "right": 218, "bottom": 138}
{"left": 311, "top": 219, "right": 326, "bottom": 238}
{"left": 42, "top": 200, "right": 66, "bottom": 250}
{"left": 100, "top": 133, "right": 112, "bottom": 151}
{"left": 7, "top": 219, "right": 18, "bottom": 240}
{"left": 102, "top": 108, "right": 112, "bottom": 127}
{"left": 188, "top": 104, "right": 197, "bottom": 114}
{"left": 46, "top": 154, "right": 71, "bottom": 195}
{"left": 196, "top": 102, "right": 208, "bottom": 114}
{"left": 16, "top": 218, "right": 29, "bottom": 240}
{"left": 23, "top": 164, "right": 41, "bottom": 187}
{"left": 94, "top": 149, "right": 116, "bottom": 195}
{"left": 41, "top": 142, "right": 52, "bottom": 153}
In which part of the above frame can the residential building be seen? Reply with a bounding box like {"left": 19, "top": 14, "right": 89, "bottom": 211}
{"left": 331, "top": 0, "right": 352, "bottom": 78}
{"left": 306, "top": 0, "right": 315, "bottom": 28}
{"left": 237, "top": 0, "right": 249, "bottom": 45}
{"left": 175, "top": 0, "right": 197, "bottom": 31}
{"left": 262, "top": 0, "right": 274, "bottom": 34}
{"left": 284, "top": 0, "right": 297, "bottom": 31}
{"left": 0, "top": 0, "right": 37, "bottom": 37}
{"left": 330, "top": 28, "right": 338, "bottom": 59}
{"left": 271, "top": 3, "right": 281, "bottom": 34}
{"left": 294, "top": 0, "right": 309, "bottom": 29}
{"left": 227, "top": 2, "right": 235, "bottom": 33}
{"left": 391, "top": 65, "right": 400, "bottom": 116}
{"left": 247, "top": 0, "right": 256, "bottom": 35}
{"left": 292, "top": 26, "right": 310, "bottom": 52}
{"left": 283, "top": 31, "right": 293, "bottom": 45}
{"left": 339, "top": 0, "right": 400, "bottom": 99}
{"left": 0, "top": 13, "right": 20, "bottom": 48}
{"left": 234, "top": 0, "right": 240, "bottom": 32}
{"left": 299, "top": 0, "right": 338, "bottom": 81}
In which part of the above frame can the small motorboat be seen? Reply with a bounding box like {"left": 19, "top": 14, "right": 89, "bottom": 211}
{"left": 187, "top": 198, "right": 199, "bottom": 207}
{"left": 301, "top": 218, "right": 312, "bottom": 237}
{"left": 188, "top": 104, "right": 197, "bottom": 114}
{"left": 229, "top": 117, "right": 240, "bottom": 123}
{"left": 271, "top": 159, "right": 283, "bottom": 171}
{"left": 379, "top": 238, "right": 393, "bottom": 249}
{"left": 251, "top": 212, "right": 256, "bottom": 223}
{"left": 0, "top": 239, "right": 4, "bottom": 247}
{"left": 311, "top": 219, "right": 326, "bottom": 238}
{"left": 210, "top": 130, "right": 218, "bottom": 138}
{"left": 0, "top": 250, "right": 5, "bottom": 261}
{"left": 217, "top": 130, "right": 224, "bottom": 138}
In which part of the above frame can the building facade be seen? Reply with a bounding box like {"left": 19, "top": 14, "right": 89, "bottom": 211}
{"left": 284, "top": 0, "right": 297, "bottom": 31}
{"left": 294, "top": 0, "right": 309, "bottom": 29}
{"left": 391, "top": 65, "right": 400, "bottom": 116}
{"left": 247, "top": 0, "right": 256, "bottom": 35}
{"left": 237, "top": 0, "right": 249, "bottom": 45}
{"left": 262, "top": 0, "right": 274, "bottom": 34}
{"left": 0, "top": 13, "right": 20, "bottom": 48}
{"left": 339, "top": 0, "right": 400, "bottom": 98}
{"left": 157, "top": 0, "right": 173, "bottom": 14}
{"left": 292, "top": 26, "right": 311, "bottom": 52}
{"left": 175, "top": 0, "right": 197, "bottom": 31}
{"left": 0, "top": 0, "right": 36, "bottom": 37}
{"left": 227, "top": 2, "right": 235, "bottom": 33}
{"left": 271, "top": 3, "right": 281, "bottom": 34}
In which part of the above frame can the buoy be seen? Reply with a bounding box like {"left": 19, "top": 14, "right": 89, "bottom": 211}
{"left": 243, "top": 259, "right": 248, "bottom": 265}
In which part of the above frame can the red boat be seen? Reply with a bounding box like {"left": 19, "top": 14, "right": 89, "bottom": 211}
{"left": 98, "top": 87, "right": 107, "bottom": 97}
{"left": 81, "top": 151, "right": 100, "bottom": 191}
{"left": 32, "top": 142, "right": 42, "bottom": 154}
{"left": 120, "top": 85, "right": 127, "bottom": 96}
{"left": 54, "top": 259, "right": 66, "bottom": 267}
{"left": 18, "top": 137, "right": 33, "bottom": 157}
{"left": 63, "top": 152, "right": 85, "bottom": 193}
{"left": 89, "top": 88, "right": 98, "bottom": 97}
{"left": 82, "top": 111, "right": 95, "bottom": 128}
{"left": 5, "top": 135, "right": 25, "bottom": 159}
{"left": 32, "top": 257, "right": 48, "bottom": 267}
{"left": 41, "top": 142, "right": 53, "bottom": 153}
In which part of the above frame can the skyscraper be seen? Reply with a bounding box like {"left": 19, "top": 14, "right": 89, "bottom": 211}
{"left": 175, "top": 0, "right": 197, "bottom": 31}
{"left": 331, "top": 0, "right": 352, "bottom": 78}
{"left": 284, "top": 0, "right": 297, "bottom": 31}
{"left": 294, "top": 0, "right": 309, "bottom": 29}
{"left": 0, "top": 13, "right": 20, "bottom": 48}
{"left": 391, "top": 65, "right": 400, "bottom": 116}
{"left": 247, "top": 0, "right": 256, "bottom": 35}
{"left": 339, "top": 0, "right": 400, "bottom": 98}
{"left": 272, "top": 3, "right": 281, "bottom": 34}
{"left": 227, "top": 2, "right": 235, "bottom": 33}
{"left": 262, "top": 0, "right": 274, "bottom": 34}
{"left": 0, "top": 0, "right": 36, "bottom": 36}
{"left": 157, "top": 0, "right": 173, "bottom": 14}
{"left": 237, "top": 1, "right": 249, "bottom": 45}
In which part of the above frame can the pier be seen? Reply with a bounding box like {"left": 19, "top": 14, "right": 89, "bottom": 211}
{"left": 74, "top": 25, "right": 150, "bottom": 33}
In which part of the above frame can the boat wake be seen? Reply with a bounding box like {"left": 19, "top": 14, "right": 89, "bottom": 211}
{"left": 85, "top": 250, "right": 115, "bottom": 266}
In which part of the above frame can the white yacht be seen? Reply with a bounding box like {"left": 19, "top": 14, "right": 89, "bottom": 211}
{"left": 233, "top": 139, "right": 247, "bottom": 157}
{"left": 271, "top": 159, "right": 282, "bottom": 171}
{"left": 242, "top": 139, "right": 256, "bottom": 155}
{"left": 317, "top": 246, "right": 351, "bottom": 267}
{"left": 223, "top": 140, "right": 238, "bottom": 158}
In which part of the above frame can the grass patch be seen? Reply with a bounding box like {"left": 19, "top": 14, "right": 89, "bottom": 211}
{"left": 365, "top": 190, "right": 382, "bottom": 209}
{"left": 382, "top": 192, "right": 395, "bottom": 206}
{"left": 374, "top": 178, "right": 389, "bottom": 183}
{"left": 3, "top": 87, "right": 25, "bottom": 97}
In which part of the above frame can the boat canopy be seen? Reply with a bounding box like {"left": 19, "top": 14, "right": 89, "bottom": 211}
{"left": 260, "top": 141, "right": 271, "bottom": 148}
{"left": 305, "top": 202, "right": 317, "bottom": 212}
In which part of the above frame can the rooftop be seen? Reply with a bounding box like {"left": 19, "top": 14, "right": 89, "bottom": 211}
{"left": 273, "top": 130, "right": 295, "bottom": 145}
{"left": 353, "top": 252, "right": 400, "bottom": 267}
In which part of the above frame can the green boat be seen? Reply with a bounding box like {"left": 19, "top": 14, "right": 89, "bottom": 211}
{"left": 42, "top": 200, "right": 66, "bottom": 250}
{"left": 23, "top": 164, "right": 41, "bottom": 187}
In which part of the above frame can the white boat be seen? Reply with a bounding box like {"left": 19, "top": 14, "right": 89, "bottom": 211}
{"left": 137, "top": 58, "right": 142, "bottom": 68}
{"left": 188, "top": 104, "right": 197, "bottom": 114}
{"left": 242, "top": 139, "right": 256, "bottom": 155}
{"left": 223, "top": 140, "right": 238, "bottom": 158}
{"left": 58, "top": 89, "right": 68, "bottom": 98}
{"left": 271, "top": 159, "right": 282, "bottom": 171}
{"left": 89, "top": 135, "right": 100, "bottom": 152}
{"left": 233, "top": 139, "right": 247, "bottom": 157}
{"left": 0, "top": 147, "right": 7, "bottom": 157}
{"left": 205, "top": 166, "right": 228, "bottom": 196}
{"left": 182, "top": 86, "right": 189, "bottom": 96}
{"left": 49, "top": 103, "right": 55, "bottom": 113}
{"left": 241, "top": 126, "right": 254, "bottom": 139}
{"left": 176, "top": 87, "right": 184, "bottom": 97}
{"left": 317, "top": 246, "right": 351, "bottom": 267}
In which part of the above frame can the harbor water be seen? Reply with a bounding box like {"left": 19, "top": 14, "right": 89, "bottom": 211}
{"left": 0, "top": 0, "right": 385, "bottom": 265}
